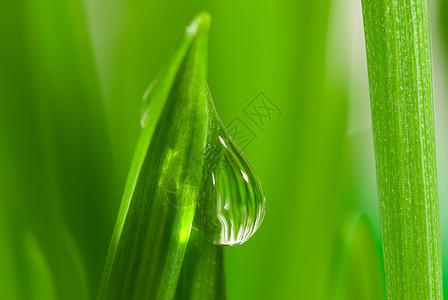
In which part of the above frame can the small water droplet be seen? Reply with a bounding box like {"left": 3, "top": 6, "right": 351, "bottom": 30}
{"left": 141, "top": 80, "right": 157, "bottom": 127}
{"left": 193, "top": 88, "right": 266, "bottom": 246}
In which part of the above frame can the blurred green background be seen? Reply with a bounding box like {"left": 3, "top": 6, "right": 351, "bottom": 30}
{"left": 0, "top": 0, "right": 447, "bottom": 299}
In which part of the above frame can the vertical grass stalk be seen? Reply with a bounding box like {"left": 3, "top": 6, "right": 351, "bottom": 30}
{"left": 361, "top": 0, "right": 443, "bottom": 298}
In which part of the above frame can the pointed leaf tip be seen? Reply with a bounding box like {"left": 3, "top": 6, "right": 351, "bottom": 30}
{"left": 99, "top": 13, "right": 212, "bottom": 300}
{"left": 185, "top": 12, "right": 211, "bottom": 39}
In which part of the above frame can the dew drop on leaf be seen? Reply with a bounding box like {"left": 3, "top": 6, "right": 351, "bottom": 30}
{"left": 193, "top": 87, "right": 266, "bottom": 246}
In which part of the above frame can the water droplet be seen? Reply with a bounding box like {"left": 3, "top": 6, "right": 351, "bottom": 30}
{"left": 141, "top": 80, "right": 157, "bottom": 127}
{"left": 193, "top": 88, "right": 266, "bottom": 246}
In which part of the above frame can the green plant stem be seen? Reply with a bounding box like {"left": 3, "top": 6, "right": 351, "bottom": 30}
{"left": 361, "top": 0, "right": 443, "bottom": 298}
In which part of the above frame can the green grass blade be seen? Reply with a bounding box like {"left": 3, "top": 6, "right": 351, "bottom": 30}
{"left": 437, "top": 2, "right": 448, "bottom": 296}
{"left": 361, "top": 0, "right": 443, "bottom": 297}
{"left": 327, "top": 212, "right": 385, "bottom": 300}
{"left": 98, "top": 13, "right": 211, "bottom": 299}
{"left": 1, "top": 0, "right": 114, "bottom": 297}
{"left": 173, "top": 88, "right": 226, "bottom": 300}
{"left": 175, "top": 229, "right": 226, "bottom": 300}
